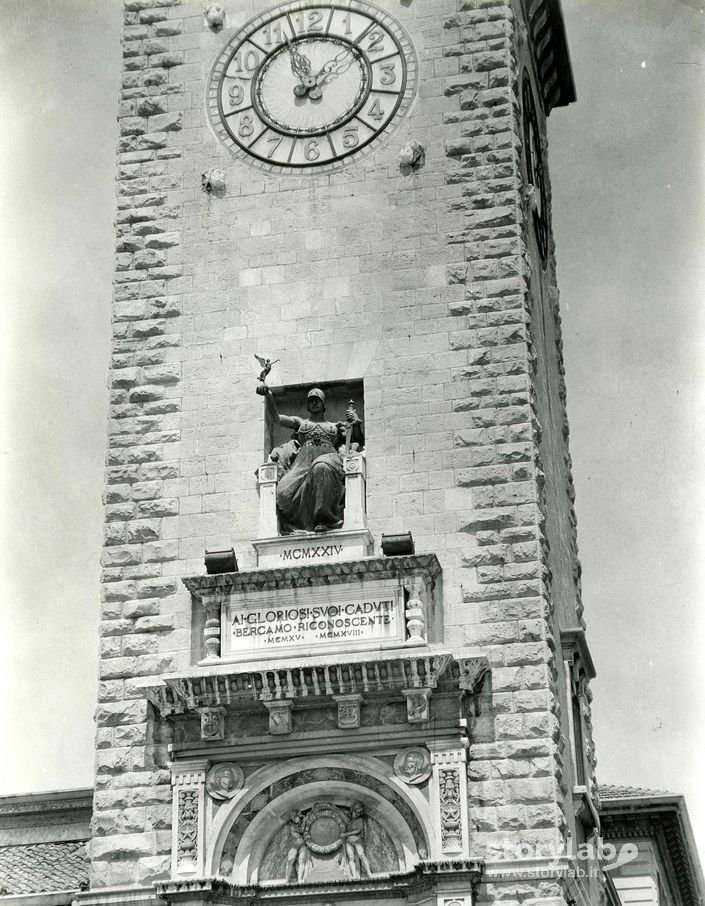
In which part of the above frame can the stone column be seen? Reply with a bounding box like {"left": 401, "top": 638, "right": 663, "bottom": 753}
{"left": 342, "top": 453, "right": 367, "bottom": 530}
{"left": 428, "top": 744, "right": 469, "bottom": 858}
{"left": 200, "top": 594, "right": 222, "bottom": 664}
{"left": 257, "top": 463, "right": 279, "bottom": 538}
{"left": 171, "top": 761, "right": 209, "bottom": 877}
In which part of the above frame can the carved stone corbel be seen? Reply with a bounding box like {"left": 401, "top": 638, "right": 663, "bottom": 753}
{"left": 199, "top": 707, "right": 225, "bottom": 741}
{"left": 170, "top": 760, "right": 209, "bottom": 876}
{"left": 263, "top": 699, "right": 293, "bottom": 735}
{"left": 332, "top": 693, "right": 363, "bottom": 729}
{"left": 402, "top": 687, "right": 431, "bottom": 723}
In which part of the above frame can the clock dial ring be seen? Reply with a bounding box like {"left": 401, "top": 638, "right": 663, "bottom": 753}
{"left": 207, "top": 1, "right": 418, "bottom": 173}
{"left": 253, "top": 37, "right": 372, "bottom": 138}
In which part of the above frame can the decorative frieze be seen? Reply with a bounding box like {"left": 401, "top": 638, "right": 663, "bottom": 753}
{"left": 144, "top": 651, "right": 461, "bottom": 716}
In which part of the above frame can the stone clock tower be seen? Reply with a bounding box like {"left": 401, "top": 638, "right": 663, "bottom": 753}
{"left": 81, "top": 3, "right": 602, "bottom": 906}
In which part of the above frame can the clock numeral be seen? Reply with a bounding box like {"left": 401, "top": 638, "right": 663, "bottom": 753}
{"left": 238, "top": 113, "right": 255, "bottom": 138}
{"left": 379, "top": 63, "right": 397, "bottom": 86}
{"left": 304, "top": 138, "right": 321, "bottom": 162}
{"left": 233, "top": 48, "right": 260, "bottom": 73}
{"left": 342, "top": 126, "right": 359, "bottom": 149}
{"left": 263, "top": 20, "right": 284, "bottom": 46}
{"left": 367, "top": 31, "right": 384, "bottom": 53}
{"left": 228, "top": 83, "right": 245, "bottom": 106}
{"left": 267, "top": 135, "right": 284, "bottom": 159}
{"left": 294, "top": 10, "right": 323, "bottom": 33}
{"left": 368, "top": 98, "right": 385, "bottom": 122}
{"left": 341, "top": 11, "right": 352, "bottom": 35}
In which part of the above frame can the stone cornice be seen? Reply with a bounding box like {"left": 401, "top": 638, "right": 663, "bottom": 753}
{"left": 523, "top": 0, "right": 576, "bottom": 113}
{"left": 560, "top": 627, "right": 596, "bottom": 679}
{"left": 183, "top": 554, "right": 442, "bottom": 600}
{"left": 600, "top": 797, "right": 705, "bottom": 906}
{"left": 155, "top": 860, "right": 483, "bottom": 903}
{"left": 141, "top": 651, "right": 488, "bottom": 716}
{"left": 0, "top": 789, "right": 93, "bottom": 818}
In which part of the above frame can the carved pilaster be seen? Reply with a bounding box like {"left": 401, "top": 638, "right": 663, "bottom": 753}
{"left": 170, "top": 760, "right": 208, "bottom": 877}
{"left": 342, "top": 453, "right": 367, "bottom": 530}
{"left": 257, "top": 462, "right": 279, "bottom": 539}
{"left": 429, "top": 746, "right": 469, "bottom": 858}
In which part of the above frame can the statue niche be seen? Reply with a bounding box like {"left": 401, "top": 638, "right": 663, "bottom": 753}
{"left": 257, "top": 381, "right": 364, "bottom": 536}
{"left": 259, "top": 800, "right": 397, "bottom": 884}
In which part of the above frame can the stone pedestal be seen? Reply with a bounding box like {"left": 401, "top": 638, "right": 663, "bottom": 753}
{"left": 251, "top": 528, "right": 373, "bottom": 569}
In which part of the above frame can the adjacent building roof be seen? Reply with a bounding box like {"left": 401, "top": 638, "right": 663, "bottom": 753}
{"left": 599, "top": 783, "right": 674, "bottom": 800}
{"left": 0, "top": 842, "right": 88, "bottom": 896}
{"left": 0, "top": 789, "right": 92, "bottom": 901}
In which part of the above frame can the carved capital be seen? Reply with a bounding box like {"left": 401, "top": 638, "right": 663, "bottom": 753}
{"left": 257, "top": 463, "right": 279, "bottom": 485}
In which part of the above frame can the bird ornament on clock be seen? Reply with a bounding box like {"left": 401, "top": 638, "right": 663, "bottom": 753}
{"left": 207, "top": 2, "right": 418, "bottom": 172}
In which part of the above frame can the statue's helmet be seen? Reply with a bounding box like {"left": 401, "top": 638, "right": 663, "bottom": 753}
{"left": 307, "top": 387, "right": 326, "bottom": 405}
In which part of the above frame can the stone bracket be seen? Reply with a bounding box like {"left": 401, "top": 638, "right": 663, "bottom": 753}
{"left": 262, "top": 699, "right": 293, "bottom": 735}
{"left": 403, "top": 687, "right": 431, "bottom": 723}
{"left": 170, "top": 760, "right": 209, "bottom": 877}
{"left": 332, "top": 693, "right": 363, "bottom": 729}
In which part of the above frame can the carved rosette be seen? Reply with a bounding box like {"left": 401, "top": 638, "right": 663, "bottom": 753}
{"left": 171, "top": 761, "right": 208, "bottom": 876}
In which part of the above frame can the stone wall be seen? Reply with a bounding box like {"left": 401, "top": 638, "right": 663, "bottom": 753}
{"left": 93, "top": 1, "right": 594, "bottom": 901}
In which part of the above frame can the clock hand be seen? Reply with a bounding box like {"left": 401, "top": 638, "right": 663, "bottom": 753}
{"left": 285, "top": 36, "right": 314, "bottom": 95}
{"left": 312, "top": 45, "right": 356, "bottom": 89}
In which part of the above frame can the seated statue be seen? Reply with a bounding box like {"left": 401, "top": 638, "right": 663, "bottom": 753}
{"left": 259, "top": 386, "right": 363, "bottom": 534}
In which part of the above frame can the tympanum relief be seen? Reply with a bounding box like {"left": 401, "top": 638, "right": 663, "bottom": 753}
{"left": 262, "top": 800, "right": 387, "bottom": 884}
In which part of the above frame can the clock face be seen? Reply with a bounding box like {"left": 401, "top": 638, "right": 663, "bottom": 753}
{"left": 522, "top": 72, "right": 548, "bottom": 263}
{"left": 207, "top": 1, "right": 418, "bottom": 172}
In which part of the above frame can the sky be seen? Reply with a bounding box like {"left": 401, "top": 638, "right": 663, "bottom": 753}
{"left": 0, "top": 0, "right": 703, "bottom": 860}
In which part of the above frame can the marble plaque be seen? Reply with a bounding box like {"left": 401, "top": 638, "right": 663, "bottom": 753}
{"left": 225, "top": 582, "right": 403, "bottom": 658}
